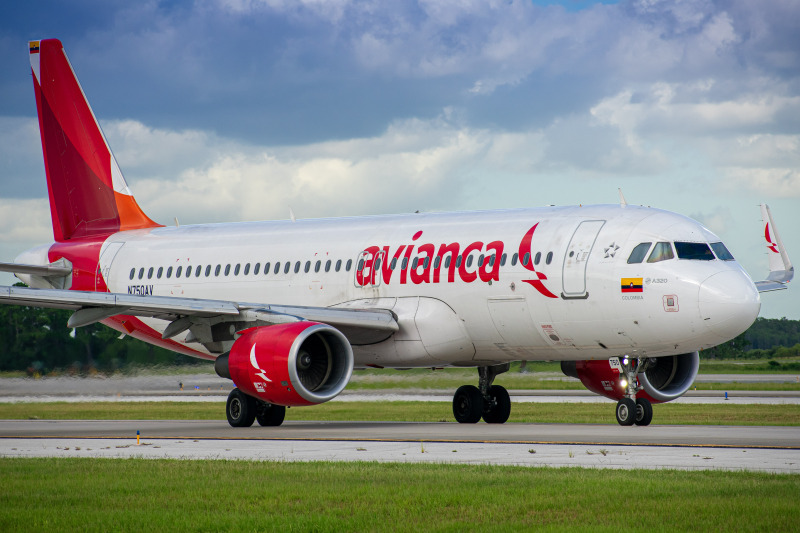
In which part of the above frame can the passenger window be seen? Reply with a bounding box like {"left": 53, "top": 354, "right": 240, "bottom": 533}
{"left": 522, "top": 253, "right": 530, "bottom": 266}
{"left": 195, "top": 265, "right": 201, "bottom": 277}
{"left": 391, "top": 258, "right": 398, "bottom": 270}
{"left": 283, "top": 262, "right": 289, "bottom": 274}
{"left": 534, "top": 252, "right": 541, "bottom": 265}
{"left": 224, "top": 265, "right": 230, "bottom": 276}
{"left": 215, "top": 265, "right": 221, "bottom": 276}
{"left": 710, "top": 242, "right": 734, "bottom": 261}
{"left": 304, "top": 261, "right": 310, "bottom": 273}
{"left": 466, "top": 255, "right": 473, "bottom": 268}
{"left": 647, "top": 242, "right": 674, "bottom": 263}
{"left": 675, "top": 242, "right": 715, "bottom": 261}
{"left": 129, "top": 268, "right": 135, "bottom": 280}
{"left": 294, "top": 262, "right": 300, "bottom": 274}
{"left": 138, "top": 268, "right": 144, "bottom": 280}
{"left": 346, "top": 259, "right": 352, "bottom": 271}
{"left": 277, "top": 262, "right": 284, "bottom": 275}
{"left": 325, "top": 260, "right": 331, "bottom": 272}
{"left": 546, "top": 252, "right": 553, "bottom": 265}
{"left": 315, "top": 260, "right": 321, "bottom": 273}
{"left": 167, "top": 266, "right": 173, "bottom": 278}
{"left": 205, "top": 265, "right": 211, "bottom": 277}
{"left": 234, "top": 264, "right": 240, "bottom": 276}
{"left": 185, "top": 266, "right": 191, "bottom": 278}
{"left": 500, "top": 254, "right": 507, "bottom": 266}
{"left": 401, "top": 257, "right": 408, "bottom": 270}
{"left": 176, "top": 266, "right": 183, "bottom": 277}
{"left": 456, "top": 256, "right": 462, "bottom": 268}
{"left": 434, "top": 256, "right": 441, "bottom": 269}
{"left": 336, "top": 260, "right": 342, "bottom": 272}
{"left": 627, "top": 242, "right": 652, "bottom": 264}
{"left": 243, "top": 264, "right": 250, "bottom": 275}
{"left": 157, "top": 267, "right": 163, "bottom": 279}
{"left": 256, "top": 263, "right": 262, "bottom": 275}
{"left": 147, "top": 267, "right": 154, "bottom": 279}
{"left": 423, "top": 257, "right": 429, "bottom": 269}
{"left": 511, "top": 253, "right": 518, "bottom": 266}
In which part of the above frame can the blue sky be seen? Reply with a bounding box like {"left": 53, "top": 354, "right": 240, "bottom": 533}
{"left": 0, "top": 0, "right": 798, "bottom": 319}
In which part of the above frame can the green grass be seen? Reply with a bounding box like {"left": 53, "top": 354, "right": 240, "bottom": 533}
{"left": 3, "top": 401, "right": 800, "bottom": 425}
{"left": 0, "top": 458, "right": 797, "bottom": 532}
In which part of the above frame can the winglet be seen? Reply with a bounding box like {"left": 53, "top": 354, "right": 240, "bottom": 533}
{"left": 755, "top": 204, "right": 794, "bottom": 292}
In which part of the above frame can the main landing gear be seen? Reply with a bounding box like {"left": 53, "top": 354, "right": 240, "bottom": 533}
{"left": 226, "top": 388, "right": 286, "bottom": 428}
{"left": 452, "top": 364, "right": 511, "bottom": 424}
{"left": 614, "top": 357, "right": 653, "bottom": 427}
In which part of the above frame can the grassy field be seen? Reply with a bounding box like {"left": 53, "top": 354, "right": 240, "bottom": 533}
{"left": 0, "top": 458, "right": 797, "bottom": 532}
{"left": 3, "top": 401, "right": 800, "bottom": 425}
{"left": 345, "top": 369, "right": 800, "bottom": 391}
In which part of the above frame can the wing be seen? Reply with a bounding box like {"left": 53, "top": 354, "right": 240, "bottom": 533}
{"left": 755, "top": 204, "right": 794, "bottom": 293}
{"left": 0, "top": 285, "right": 399, "bottom": 351}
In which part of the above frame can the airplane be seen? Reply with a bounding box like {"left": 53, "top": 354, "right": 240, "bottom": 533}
{"left": 0, "top": 39, "right": 793, "bottom": 428}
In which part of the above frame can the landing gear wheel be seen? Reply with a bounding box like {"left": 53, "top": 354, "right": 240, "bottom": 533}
{"left": 226, "top": 388, "right": 257, "bottom": 427}
{"left": 634, "top": 398, "right": 653, "bottom": 426}
{"left": 482, "top": 385, "right": 511, "bottom": 424}
{"left": 615, "top": 398, "right": 636, "bottom": 426}
{"left": 453, "top": 385, "right": 483, "bottom": 423}
{"left": 256, "top": 401, "right": 286, "bottom": 427}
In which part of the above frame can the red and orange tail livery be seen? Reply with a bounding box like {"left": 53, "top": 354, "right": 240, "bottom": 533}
{"left": 29, "top": 39, "right": 161, "bottom": 242}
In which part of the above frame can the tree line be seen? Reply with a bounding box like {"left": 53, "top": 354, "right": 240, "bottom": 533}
{"left": 0, "top": 293, "right": 798, "bottom": 373}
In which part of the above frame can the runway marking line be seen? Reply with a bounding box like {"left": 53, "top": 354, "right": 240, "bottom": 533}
{"left": 1, "top": 435, "right": 797, "bottom": 451}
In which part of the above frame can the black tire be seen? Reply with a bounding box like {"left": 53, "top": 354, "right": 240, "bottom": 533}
{"left": 634, "top": 397, "right": 653, "bottom": 426}
{"left": 226, "top": 388, "right": 257, "bottom": 427}
{"left": 256, "top": 401, "right": 286, "bottom": 427}
{"left": 453, "top": 385, "right": 483, "bottom": 423}
{"left": 615, "top": 398, "right": 636, "bottom": 426}
{"left": 483, "top": 385, "right": 511, "bottom": 424}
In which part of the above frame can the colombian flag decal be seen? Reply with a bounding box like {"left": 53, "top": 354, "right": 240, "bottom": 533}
{"left": 29, "top": 41, "right": 40, "bottom": 54}
{"left": 621, "top": 277, "right": 643, "bottom": 293}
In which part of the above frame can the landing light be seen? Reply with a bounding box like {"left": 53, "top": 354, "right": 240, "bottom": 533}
{"left": 620, "top": 379, "right": 628, "bottom": 389}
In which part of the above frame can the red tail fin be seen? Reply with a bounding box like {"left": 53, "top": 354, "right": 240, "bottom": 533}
{"left": 30, "top": 39, "right": 161, "bottom": 242}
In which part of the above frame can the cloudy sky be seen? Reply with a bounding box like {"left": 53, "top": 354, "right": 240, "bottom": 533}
{"left": 0, "top": 0, "right": 798, "bottom": 319}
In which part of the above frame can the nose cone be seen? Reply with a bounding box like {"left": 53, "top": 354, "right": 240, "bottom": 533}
{"left": 698, "top": 270, "right": 761, "bottom": 341}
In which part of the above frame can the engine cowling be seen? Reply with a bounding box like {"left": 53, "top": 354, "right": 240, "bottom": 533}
{"left": 561, "top": 352, "right": 700, "bottom": 404}
{"left": 218, "top": 322, "right": 354, "bottom": 406}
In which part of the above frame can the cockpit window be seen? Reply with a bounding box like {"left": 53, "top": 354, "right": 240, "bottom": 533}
{"left": 710, "top": 242, "right": 734, "bottom": 261}
{"left": 647, "top": 242, "right": 675, "bottom": 263}
{"left": 627, "top": 242, "right": 652, "bottom": 264}
{"left": 675, "top": 242, "right": 715, "bottom": 261}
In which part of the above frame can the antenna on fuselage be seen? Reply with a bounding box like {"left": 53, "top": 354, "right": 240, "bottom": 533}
{"left": 289, "top": 207, "right": 296, "bottom": 223}
{"left": 618, "top": 188, "right": 628, "bottom": 208}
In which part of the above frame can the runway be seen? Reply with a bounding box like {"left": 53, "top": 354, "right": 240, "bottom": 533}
{"left": 2, "top": 419, "right": 799, "bottom": 473}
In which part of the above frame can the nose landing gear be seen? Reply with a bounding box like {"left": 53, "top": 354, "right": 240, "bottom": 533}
{"left": 615, "top": 356, "right": 653, "bottom": 426}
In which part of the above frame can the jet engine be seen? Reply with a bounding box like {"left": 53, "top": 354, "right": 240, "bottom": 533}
{"left": 216, "top": 322, "right": 354, "bottom": 406}
{"left": 561, "top": 352, "right": 700, "bottom": 403}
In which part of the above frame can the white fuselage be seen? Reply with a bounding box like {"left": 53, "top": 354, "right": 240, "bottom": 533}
{"left": 33, "top": 204, "right": 760, "bottom": 368}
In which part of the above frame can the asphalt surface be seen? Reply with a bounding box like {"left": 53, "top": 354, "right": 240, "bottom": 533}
{"left": 2, "top": 420, "right": 799, "bottom": 473}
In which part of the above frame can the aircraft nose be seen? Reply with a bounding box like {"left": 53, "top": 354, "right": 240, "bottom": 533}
{"left": 698, "top": 270, "right": 761, "bottom": 341}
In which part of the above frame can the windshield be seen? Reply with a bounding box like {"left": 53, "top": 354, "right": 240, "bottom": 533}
{"left": 710, "top": 242, "right": 735, "bottom": 261}
{"left": 675, "top": 242, "right": 715, "bottom": 261}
